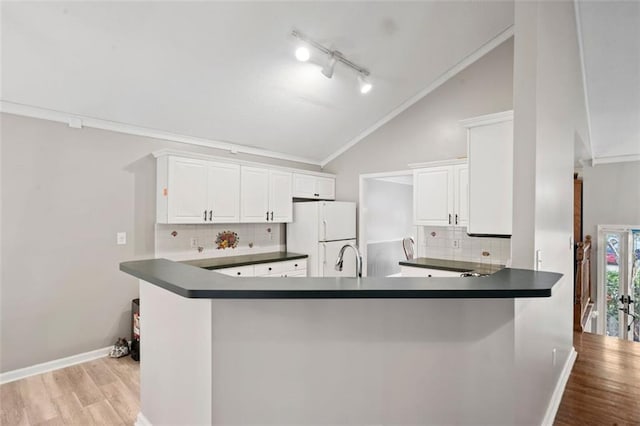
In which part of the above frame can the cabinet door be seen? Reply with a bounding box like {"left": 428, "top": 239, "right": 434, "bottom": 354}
{"left": 292, "top": 174, "right": 317, "bottom": 198}
{"left": 240, "top": 166, "right": 270, "bottom": 223}
{"left": 413, "top": 166, "right": 453, "bottom": 226}
{"left": 316, "top": 177, "right": 335, "bottom": 200}
{"left": 454, "top": 164, "right": 469, "bottom": 227}
{"left": 207, "top": 162, "right": 240, "bottom": 223}
{"left": 467, "top": 120, "right": 513, "bottom": 235}
{"left": 269, "top": 170, "right": 293, "bottom": 223}
{"left": 167, "top": 157, "right": 208, "bottom": 223}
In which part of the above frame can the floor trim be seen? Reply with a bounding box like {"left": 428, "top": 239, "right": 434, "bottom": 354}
{"left": 0, "top": 346, "right": 112, "bottom": 384}
{"left": 541, "top": 347, "right": 578, "bottom": 425}
{"left": 135, "top": 412, "right": 152, "bottom": 426}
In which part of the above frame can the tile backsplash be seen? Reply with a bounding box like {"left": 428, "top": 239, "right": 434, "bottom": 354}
{"left": 156, "top": 223, "right": 284, "bottom": 261}
{"left": 417, "top": 226, "right": 511, "bottom": 266}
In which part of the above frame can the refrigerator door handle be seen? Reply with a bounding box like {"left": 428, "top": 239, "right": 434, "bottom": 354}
{"left": 322, "top": 220, "right": 327, "bottom": 241}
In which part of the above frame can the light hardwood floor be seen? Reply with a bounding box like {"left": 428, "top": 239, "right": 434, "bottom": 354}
{"left": 0, "top": 356, "right": 139, "bottom": 426}
{"left": 3, "top": 333, "right": 638, "bottom": 425}
{"left": 555, "top": 332, "right": 640, "bottom": 425}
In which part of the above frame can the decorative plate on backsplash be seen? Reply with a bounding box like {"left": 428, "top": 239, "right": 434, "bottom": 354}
{"left": 215, "top": 231, "right": 239, "bottom": 250}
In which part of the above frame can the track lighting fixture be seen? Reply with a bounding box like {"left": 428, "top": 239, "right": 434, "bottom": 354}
{"left": 292, "top": 29, "right": 372, "bottom": 94}
{"left": 321, "top": 52, "right": 338, "bottom": 79}
{"left": 358, "top": 74, "right": 372, "bottom": 94}
{"left": 295, "top": 46, "right": 310, "bottom": 62}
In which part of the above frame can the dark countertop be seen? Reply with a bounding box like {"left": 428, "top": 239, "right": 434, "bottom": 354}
{"left": 181, "top": 251, "right": 308, "bottom": 270}
{"left": 399, "top": 257, "right": 504, "bottom": 275}
{"left": 120, "top": 258, "right": 562, "bottom": 299}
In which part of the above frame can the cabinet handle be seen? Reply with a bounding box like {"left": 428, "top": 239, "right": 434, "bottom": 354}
{"left": 455, "top": 214, "right": 459, "bottom": 225}
{"left": 209, "top": 210, "right": 213, "bottom": 221}
{"left": 294, "top": 264, "right": 298, "bottom": 267}
{"left": 448, "top": 214, "right": 452, "bottom": 225}
{"left": 237, "top": 272, "right": 241, "bottom": 276}
{"left": 428, "top": 274, "right": 432, "bottom": 277}
{"left": 266, "top": 211, "right": 269, "bottom": 221}
{"left": 270, "top": 211, "right": 274, "bottom": 221}
{"left": 204, "top": 210, "right": 207, "bottom": 221}
{"left": 268, "top": 267, "right": 272, "bottom": 271}
{"left": 314, "top": 193, "right": 319, "bottom": 197}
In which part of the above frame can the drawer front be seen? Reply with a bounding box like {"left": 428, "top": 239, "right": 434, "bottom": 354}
{"left": 216, "top": 265, "right": 255, "bottom": 277}
{"left": 255, "top": 259, "right": 307, "bottom": 276}
{"left": 400, "top": 266, "right": 462, "bottom": 278}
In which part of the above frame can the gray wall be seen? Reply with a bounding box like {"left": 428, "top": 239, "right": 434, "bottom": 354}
{"left": 0, "top": 113, "right": 320, "bottom": 373}
{"left": 582, "top": 160, "right": 640, "bottom": 295}
{"left": 324, "top": 37, "right": 514, "bottom": 202}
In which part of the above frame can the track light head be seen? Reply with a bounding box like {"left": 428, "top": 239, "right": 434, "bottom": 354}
{"left": 295, "top": 46, "right": 310, "bottom": 62}
{"left": 321, "top": 53, "right": 337, "bottom": 79}
{"left": 358, "top": 74, "right": 372, "bottom": 94}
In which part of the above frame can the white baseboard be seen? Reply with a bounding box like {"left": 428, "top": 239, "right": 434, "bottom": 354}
{"left": 135, "top": 412, "right": 152, "bottom": 426}
{"left": 0, "top": 345, "right": 112, "bottom": 384}
{"left": 541, "top": 347, "right": 577, "bottom": 425}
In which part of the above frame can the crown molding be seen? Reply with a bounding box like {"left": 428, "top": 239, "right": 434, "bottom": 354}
{"left": 408, "top": 158, "right": 467, "bottom": 169}
{"left": 0, "top": 101, "right": 322, "bottom": 167}
{"left": 319, "top": 24, "right": 515, "bottom": 168}
{"left": 152, "top": 148, "right": 336, "bottom": 177}
{"left": 591, "top": 154, "right": 640, "bottom": 166}
{"left": 459, "top": 110, "right": 513, "bottom": 128}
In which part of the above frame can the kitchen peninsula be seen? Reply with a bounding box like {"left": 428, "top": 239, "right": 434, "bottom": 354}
{"left": 121, "top": 258, "right": 562, "bottom": 425}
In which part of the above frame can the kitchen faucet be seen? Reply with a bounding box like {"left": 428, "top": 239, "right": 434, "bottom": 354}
{"left": 335, "top": 243, "right": 363, "bottom": 278}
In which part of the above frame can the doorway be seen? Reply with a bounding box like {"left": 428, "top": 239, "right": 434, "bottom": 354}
{"left": 359, "top": 171, "right": 415, "bottom": 277}
{"left": 597, "top": 225, "right": 640, "bottom": 341}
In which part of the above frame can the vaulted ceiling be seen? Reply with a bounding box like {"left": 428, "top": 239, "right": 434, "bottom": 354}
{"left": 576, "top": 1, "right": 640, "bottom": 165}
{"left": 1, "top": 1, "right": 514, "bottom": 165}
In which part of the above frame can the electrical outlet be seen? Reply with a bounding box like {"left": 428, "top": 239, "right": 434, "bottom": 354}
{"left": 552, "top": 348, "right": 557, "bottom": 366}
{"left": 190, "top": 237, "right": 198, "bottom": 248}
{"left": 117, "top": 232, "right": 126, "bottom": 245}
{"left": 452, "top": 239, "right": 461, "bottom": 249}
{"left": 536, "top": 249, "right": 543, "bottom": 270}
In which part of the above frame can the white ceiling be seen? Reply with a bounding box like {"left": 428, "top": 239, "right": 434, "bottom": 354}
{"left": 577, "top": 1, "right": 640, "bottom": 163}
{"left": 1, "top": 2, "right": 514, "bottom": 164}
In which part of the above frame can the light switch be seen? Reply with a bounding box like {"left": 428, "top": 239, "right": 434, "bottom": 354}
{"left": 117, "top": 232, "right": 127, "bottom": 245}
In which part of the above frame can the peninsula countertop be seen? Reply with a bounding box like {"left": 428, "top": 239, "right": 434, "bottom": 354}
{"left": 399, "top": 257, "right": 504, "bottom": 275}
{"left": 120, "top": 258, "right": 562, "bottom": 299}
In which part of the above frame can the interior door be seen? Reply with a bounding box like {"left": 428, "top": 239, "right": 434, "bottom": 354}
{"left": 167, "top": 157, "right": 208, "bottom": 223}
{"left": 320, "top": 240, "right": 357, "bottom": 277}
{"left": 208, "top": 162, "right": 240, "bottom": 223}
{"left": 240, "top": 166, "right": 269, "bottom": 223}
{"left": 319, "top": 202, "right": 355, "bottom": 241}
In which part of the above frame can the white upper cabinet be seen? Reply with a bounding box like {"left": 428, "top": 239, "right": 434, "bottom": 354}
{"left": 158, "top": 157, "right": 240, "bottom": 224}
{"left": 268, "top": 170, "right": 293, "bottom": 223}
{"left": 461, "top": 111, "right": 513, "bottom": 236}
{"left": 155, "top": 151, "right": 331, "bottom": 224}
{"left": 241, "top": 166, "right": 292, "bottom": 223}
{"left": 413, "top": 160, "right": 468, "bottom": 227}
{"left": 207, "top": 162, "right": 240, "bottom": 223}
{"left": 292, "top": 173, "right": 335, "bottom": 200}
{"left": 165, "top": 157, "right": 209, "bottom": 223}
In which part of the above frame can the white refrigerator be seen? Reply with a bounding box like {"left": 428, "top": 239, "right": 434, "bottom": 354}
{"left": 287, "top": 201, "right": 357, "bottom": 277}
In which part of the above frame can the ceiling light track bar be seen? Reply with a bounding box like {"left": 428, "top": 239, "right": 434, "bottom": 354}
{"left": 292, "top": 29, "right": 370, "bottom": 76}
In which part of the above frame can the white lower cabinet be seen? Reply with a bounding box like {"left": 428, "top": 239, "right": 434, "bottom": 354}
{"left": 400, "top": 266, "right": 462, "bottom": 278}
{"left": 217, "top": 259, "right": 307, "bottom": 278}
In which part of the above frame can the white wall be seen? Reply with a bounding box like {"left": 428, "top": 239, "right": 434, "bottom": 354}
{"left": 0, "top": 113, "right": 320, "bottom": 373}
{"left": 582, "top": 161, "right": 640, "bottom": 297}
{"left": 511, "top": 1, "right": 590, "bottom": 423}
{"left": 363, "top": 178, "right": 413, "bottom": 276}
{"left": 323, "top": 38, "right": 514, "bottom": 202}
